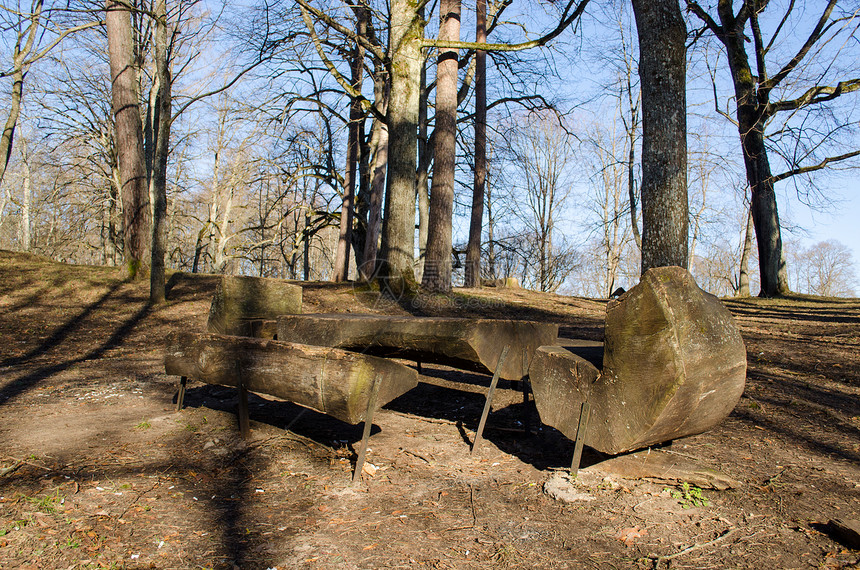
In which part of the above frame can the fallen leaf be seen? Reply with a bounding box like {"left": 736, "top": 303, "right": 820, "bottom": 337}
{"left": 614, "top": 526, "right": 647, "bottom": 547}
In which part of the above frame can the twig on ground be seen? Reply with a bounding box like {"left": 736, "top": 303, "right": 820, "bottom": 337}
{"left": 399, "top": 449, "right": 432, "bottom": 463}
{"left": 390, "top": 411, "right": 458, "bottom": 425}
{"left": 0, "top": 460, "right": 23, "bottom": 477}
{"left": 651, "top": 527, "right": 738, "bottom": 566}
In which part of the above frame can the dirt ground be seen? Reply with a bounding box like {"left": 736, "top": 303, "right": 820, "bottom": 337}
{"left": 0, "top": 249, "right": 858, "bottom": 570}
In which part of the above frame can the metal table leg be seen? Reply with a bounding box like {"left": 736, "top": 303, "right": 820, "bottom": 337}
{"left": 570, "top": 401, "right": 591, "bottom": 476}
{"left": 472, "top": 345, "right": 510, "bottom": 455}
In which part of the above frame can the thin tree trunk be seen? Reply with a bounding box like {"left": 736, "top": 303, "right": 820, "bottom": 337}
{"left": 20, "top": 149, "right": 31, "bottom": 251}
{"left": 334, "top": 8, "right": 367, "bottom": 282}
{"left": 107, "top": 0, "right": 150, "bottom": 277}
{"left": 362, "top": 116, "right": 388, "bottom": 279}
{"left": 486, "top": 182, "right": 495, "bottom": 279}
{"left": 416, "top": 34, "right": 430, "bottom": 281}
{"left": 742, "top": 123, "right": 788, "bottom": 296}
{"left": 464, "top": 0, "right": 487, "bottom": 288}
{"left": 379, "top": 0, "right": 424, "bottom": 284}
{"left": 711, "top": 4, "right": 790, "bottom": 297}
{"left": 0, "top": 65, "right": 25, "bottom": 191}
{"left": 422, "top": 0, "right": 461, "bottom": 293}
{"left": 149, "top": 0, "right": 171, "bottom": 303}
{"left": 632, "top": 0, "right": 688, "bottom": 274}
{"left": 737, "top": 205, "right": 753, "bottom": 297}
{"left": 0, "top": 3, "right": 40, "bottom": 190}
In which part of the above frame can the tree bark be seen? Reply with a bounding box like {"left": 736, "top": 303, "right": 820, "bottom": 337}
{"left": 631, "top": 0, "right": 688, "bottom": 274}
{"left": 464, "top": 0, "right": 487, "bottom": 288}
{"left": 278, "top": 314, "right": 558, "bottom": 381}
{"left": 422, "top": 0, "right": 461, "bottom": 293}
{"left": 415, "top": 36, "right": 430, "bottom": 281}
{"left": 149, "top": 0, "right": 171, "bottom": 304}
{"left": 379, "top": 0, "right": 424, "bottom": 284}
{"left": 716, "top": 7, "right": 788, "bottom": 296}
{"left": 165, "top": 331, "right": 418, "bottom": 425}
{"left": 106, "top": 0, "right": 150, "bottom": 277}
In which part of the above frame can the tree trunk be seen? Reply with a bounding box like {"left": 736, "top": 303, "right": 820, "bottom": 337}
{"left": 716, "top": 7, "right": 789, "bottom": 297}
{"left": 422, "top": 0, "right": 461, "bottom": 293}
{"left": 737, "top": 206, "right": 753, "bottom": 297}
{"left": 415, "top": 40, "right": 430, "bottom": 281}
{"left": 106, "top": 0, "right": 150, "bottom": 277}
{"left": 530, "top": 267, "right": 746, "bottom": 454}
{"left": 741, "top": 119, "right": 789, "bottom": 296}
{"left": 333, "top": 9, "right": 367, "bottom": 282}
{"left": 278, "top": 314, "right": 558, "bottom": 381}
{"left": 379, "top": 0, "right": 424, "bottom": 284}
{"left": 464, "top": 0, "right": 487, "bottom": 288}
{"left": 149, "top": 0, "right": 171, "bottom": 304}
{"left": 165, "top": 332, "right": 418, "bottom": 426}
{"left": 0, "top": 3, "right": 40, "bottom": 190}
{"left": 361, "top": 116, "right": 388, "bottom": 279}
{"left": 0, "top": 65, "right": 25, "bottom": 191}
{"left": 631, "top": 0, "right": 688, "bottom": 274}
{"left": 20, "top": 149, "right": 31, "bottom": 251}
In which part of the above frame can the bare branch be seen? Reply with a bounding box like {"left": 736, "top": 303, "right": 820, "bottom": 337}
{"left": 762, "top": 0, "right": 838, "bottom": 91}
{"left": 768, "top": 78, "right": 860, "bottom": 113}
{"left": 424, "top": 0, "right": 590, "bottom": 51}
{"left": 293, "top": 0, "right": 386, "bottom": 63}
{"left": 771, "top": 149, "right": 860, "bottom": 183}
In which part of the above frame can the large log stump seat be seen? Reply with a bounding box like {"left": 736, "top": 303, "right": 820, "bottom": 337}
{"left": 207, "top": 275, "right": 302, "bottom": 337}
{"left": 530, "top": 266, "right": 747, "bottom": 455}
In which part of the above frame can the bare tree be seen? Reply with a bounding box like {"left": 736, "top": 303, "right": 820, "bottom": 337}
{"left": 149, "top": 0, "right": 171, "bottom": 302}
{"left": 790, "top": 239, "right": 857, "bottom": 297}
{"left": 422, "top": 0, "right": 461, "bottom": 293}
{"left": 106, "top": 0, "right": 149, "bottom": 276}
{"left": 463, "top": 0, "right": 487, "bottom": 288}
{"left": 504, "top": 112, "right": 579, "bottom": 292}
{"left": 686, "top": 0, "right": 860, "bottom": 296}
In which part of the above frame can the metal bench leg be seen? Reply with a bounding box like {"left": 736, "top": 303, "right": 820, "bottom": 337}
{"left": 238, "top": 380, "right": 250, "bottom": 439}
{"left": 353, "top": 375, "right": 382, "bottom": 484}
{"left": 521, "top": 377, "right": 531, "bottom": 435}
{"left": 570, "top": 401, "right": 591, "bottom": 476}
{"left": 472, "top": 345, "right": 510, "bottom": 455}
{"left": 176, "top": 376, "right": 188, "bottom": 411}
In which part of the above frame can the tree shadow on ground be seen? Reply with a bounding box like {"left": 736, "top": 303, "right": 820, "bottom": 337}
{"left": 0, "top": 298, "right": 150, "bottom": 405}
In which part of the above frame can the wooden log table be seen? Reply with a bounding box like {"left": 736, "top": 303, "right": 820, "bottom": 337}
{"left": 276, "top": 314, "right": 559, "bottom": 381}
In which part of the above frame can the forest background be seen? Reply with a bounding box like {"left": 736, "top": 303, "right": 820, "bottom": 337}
{"left": 0, "top": 0, "right": 857, "bottom": 299}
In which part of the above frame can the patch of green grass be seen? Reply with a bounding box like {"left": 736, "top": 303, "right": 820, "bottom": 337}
{"left": 135, "top": 420, "right": 152, "bottom": 430}
{"left": 25, "top": 489, "right": 64, "bottom": 513}
{"left": 668, "top": 482, "right": 709, "bottom": 509}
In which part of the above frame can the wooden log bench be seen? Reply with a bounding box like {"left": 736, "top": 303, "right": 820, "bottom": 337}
{"left": 166, "top": 331, "right": 419, "bottom": 481}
